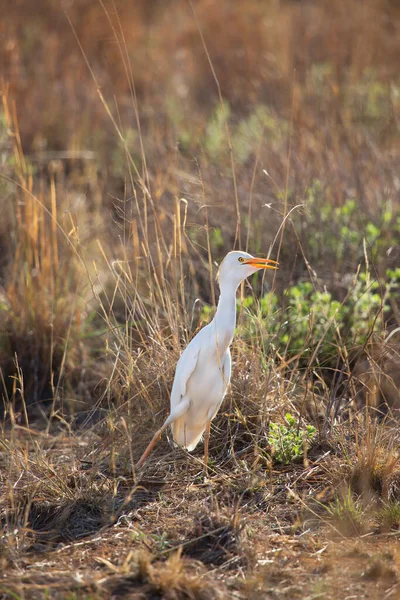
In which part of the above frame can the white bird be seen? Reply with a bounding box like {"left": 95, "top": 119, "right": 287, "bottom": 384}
{"left": 136, "top": 251, "right": 278, "bottom": 470}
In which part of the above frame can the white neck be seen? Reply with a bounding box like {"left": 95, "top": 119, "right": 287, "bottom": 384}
{"left": 212, "top": 279, "right": 238, "bottom": 355}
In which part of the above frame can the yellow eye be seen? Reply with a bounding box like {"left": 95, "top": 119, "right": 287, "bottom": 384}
{"left": 238, "top": 257, "right": 245, "bottom": 263}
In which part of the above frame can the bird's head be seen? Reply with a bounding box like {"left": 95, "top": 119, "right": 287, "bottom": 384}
{"left": 217, "top": 251, "right": 278, "bottom": 290}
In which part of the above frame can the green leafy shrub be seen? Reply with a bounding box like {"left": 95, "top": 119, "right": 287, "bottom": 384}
{"left": 268, "top": 413, "right": 316, "bottom": 465}
{"left": 281, "top": 282, "right": 344, "bottom": 360}
{"left": 299, "top": 180, "right": 397, "bottom": 272}
{"left": 235, "top": 267, "right": 400, "bottom": 368}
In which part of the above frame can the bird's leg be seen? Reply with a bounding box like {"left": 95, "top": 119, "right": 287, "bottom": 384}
{"left": 136, "top": 422, "right": 169, "bottom": 469}
{"left": 136, "top": 397, "right": 190, "bottom": 469}
{"left": 203, "top": 420, "right": 211, "bottom": 474}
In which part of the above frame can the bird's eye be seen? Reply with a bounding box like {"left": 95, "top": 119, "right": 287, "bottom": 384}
{"left": 238, "top": 257, "right": 245, "bottom": 263}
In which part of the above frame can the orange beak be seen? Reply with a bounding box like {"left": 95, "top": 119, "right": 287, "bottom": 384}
{"left": 243, "top": 257, "right": 279, "bottom": 270}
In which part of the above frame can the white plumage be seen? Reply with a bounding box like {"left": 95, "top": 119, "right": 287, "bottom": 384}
{"left": 136, "top": 250, "right": 278, "bottom": 469}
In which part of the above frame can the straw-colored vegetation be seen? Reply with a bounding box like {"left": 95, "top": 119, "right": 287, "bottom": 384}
{"left": 1, "top": 0, "right": 400, "bottom": 597}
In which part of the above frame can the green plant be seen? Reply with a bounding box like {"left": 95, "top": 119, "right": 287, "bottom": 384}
{"left": 236, "top": 265, "right": 400, "bottom": 370}
{"left": 232, "top": 104, "right": 287, "bottom": 163}
{"left": 204, "top": 101, "right": 231, "bottom": 160}
{"left": 282, "top": 282, "right": 345, "bottom": 360}
{"left": 300, "top": 181, "right": 398, "bottom": 271}
{"left": 268, "top": 413, "right": 316, "bottom": 465}
{"left": 237, "top": 291, "right": 281, "bottom": 354}
{"left": 209, "top": 227, "right": 224, "bottom": 251}
{"left": 151, "top": 532, "right": 170, "bottom": 552}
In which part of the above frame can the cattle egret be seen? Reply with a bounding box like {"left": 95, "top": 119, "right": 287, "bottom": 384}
{"left": 136, "top": 251, "right": 278, "bottom": 470}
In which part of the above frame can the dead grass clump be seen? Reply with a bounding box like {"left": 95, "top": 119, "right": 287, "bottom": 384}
{"left": 362, "top": 559, "right": 397, "bottom": 583}
{"left": 350, "top": 444, "right": 400, "bottom": 503}
{"left": 379, "top": 501, "right": 400, "bottom": 532}
{"left": 146, "top": 551, "right": 216, "bottom": 600}
{"left": 182, "top": 512, "right": 243, "bottom": 568}
{"left": 28, "top": 495, "right": 107, "bottom": 544}
{"left": 353, "top": 338, "right": 400, "bottom": 417}
{"left": 307, "top": 425, "right": 400, "bottom": 537}
{"left": 325, "top": 487, "right": 366, "bottom": 538}
{"left": 0, "top": 540, "right": 15, "bottom": 572}
{"left": 107, "top": 549, "right": 218, "bottom": 600}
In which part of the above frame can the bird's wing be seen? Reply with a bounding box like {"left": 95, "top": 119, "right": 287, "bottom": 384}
{"left": 170, "top": 338, "right": 201, "bottom": 411}
{"left": 205, "top": 349, "right": 232, "bottom": 423}
{"left": 221, "top": 348, "right": 232, "bottom": 391}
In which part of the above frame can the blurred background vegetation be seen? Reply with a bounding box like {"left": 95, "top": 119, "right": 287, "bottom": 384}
{"left": 0, "top": 0, "right": 399, "bottom": 426}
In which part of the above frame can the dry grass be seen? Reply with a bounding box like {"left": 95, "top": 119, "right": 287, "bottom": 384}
{"left": 0, "top": 0, "right": 400, "bottom": 598}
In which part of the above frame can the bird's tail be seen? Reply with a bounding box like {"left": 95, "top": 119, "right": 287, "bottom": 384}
{"left": 171, "top": 418, "right": 205, "bottom": 451}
